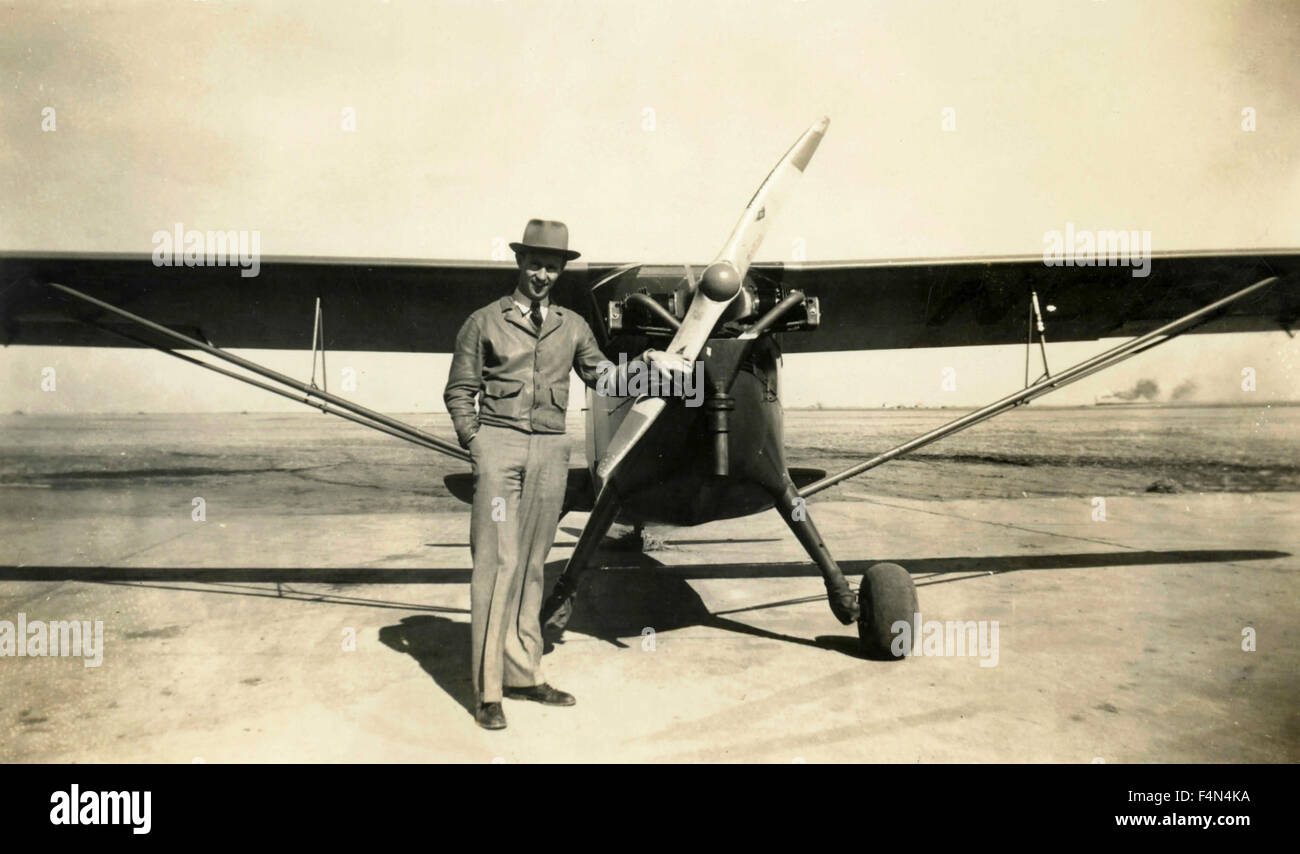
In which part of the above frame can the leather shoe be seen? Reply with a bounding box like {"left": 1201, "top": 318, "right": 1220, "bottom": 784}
{"left": 503, "top": 683, "right": 576, "bottom": 706}
{"left": 474, "top": 702, "right": 507, "bottom": 730}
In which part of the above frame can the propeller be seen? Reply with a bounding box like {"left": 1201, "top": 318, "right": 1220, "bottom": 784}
{"left": 594, "top": 116, "right": 830, "bottom": 489}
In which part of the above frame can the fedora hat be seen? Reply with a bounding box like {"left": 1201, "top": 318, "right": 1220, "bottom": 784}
{"left": 509, "top": 219, "right": 581, "bottom": 261}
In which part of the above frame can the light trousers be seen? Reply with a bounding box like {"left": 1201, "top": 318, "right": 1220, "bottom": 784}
{"left": 468, "top": 425, "right": 570, "bottom": 703}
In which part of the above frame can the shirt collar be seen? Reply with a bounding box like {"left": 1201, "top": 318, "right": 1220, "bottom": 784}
{"left": 512, "top": 293, "right": 550, "bottom": 315}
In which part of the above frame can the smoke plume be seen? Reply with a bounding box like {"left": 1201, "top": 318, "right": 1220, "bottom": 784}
{"left": 1113, "top": 378, "right": 1160, "bottom": 401}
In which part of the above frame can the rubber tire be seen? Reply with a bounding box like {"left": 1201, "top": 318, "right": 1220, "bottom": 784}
{"left": 857, "top": 562, "right": 918, "bottom": 661}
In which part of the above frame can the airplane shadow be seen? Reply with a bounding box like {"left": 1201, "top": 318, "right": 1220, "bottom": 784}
{"left": 538, "top": 547, "right": 1290, "bottom": 659}
{"left": 0, "top": 549, "right": 1281, "bottom": 585}
{"left": 3, "top": 547, "right": 1283, "bottom": 707}
{"left": 377, "top": 615, "right": 477, "bottom": 715}
{"left": 635, "top": 549, "right": 1290, "bottom": 581}
{"left": 547, "top": 562, "right": 855, "bottom": 656}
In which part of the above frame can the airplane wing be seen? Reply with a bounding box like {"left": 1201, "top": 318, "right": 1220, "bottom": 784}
{"left": 4, "top": 250, "right": 1295, "bottom": 352}
{"left": 752, "top": 249, "right": 1300, "bottom": 352}
{"left": 0, "top": 252, "right": 626, "bottom": 351}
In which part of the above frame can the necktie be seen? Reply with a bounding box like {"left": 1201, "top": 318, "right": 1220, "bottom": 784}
{"left": 529, "top": 300, "right": 544, "bottom": 331}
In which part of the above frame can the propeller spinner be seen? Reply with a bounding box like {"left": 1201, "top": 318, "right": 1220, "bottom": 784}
{"left": 594, "top": 116, "right": 830, "bottom": 488}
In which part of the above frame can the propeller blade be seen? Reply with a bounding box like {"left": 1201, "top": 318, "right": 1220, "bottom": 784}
{"left": 717, "top": 114, "right": 829, "bottom": 278}
{"left": 594, "top": 117, "right": 830, "bottom": 487}
{"left": 594, "top": 396, "right": 666, "bottom": 484}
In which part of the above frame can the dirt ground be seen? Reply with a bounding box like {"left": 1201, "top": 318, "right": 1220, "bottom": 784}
{"left": 0, "top": 405, "right": 1296, "bottom": 762}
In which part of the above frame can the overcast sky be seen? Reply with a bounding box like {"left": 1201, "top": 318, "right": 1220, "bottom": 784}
{"left": 2, "top": 0, "right": 1297, "bottom": 412}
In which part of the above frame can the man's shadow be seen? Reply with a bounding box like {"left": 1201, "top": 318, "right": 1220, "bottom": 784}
{"left": 378, "top": 616, "right": 477, "bottom": 714}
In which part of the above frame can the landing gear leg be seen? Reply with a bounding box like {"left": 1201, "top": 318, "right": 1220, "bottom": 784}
{"left": 540, "top": 485, "right": 623, "bottom": 641}
{"left": 769, "top": 478, "right": 859, "bottom": 625}
{"left": 609, "top": 522, "right": 644, "bottom": 552}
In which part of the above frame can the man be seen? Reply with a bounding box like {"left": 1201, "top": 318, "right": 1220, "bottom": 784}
{"left": 443, "top": 219, "right": 684, "bottom": 730}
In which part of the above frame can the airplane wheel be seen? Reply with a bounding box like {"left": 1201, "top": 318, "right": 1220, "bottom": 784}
{"left": 857, "top": 562, "right": 918, "bottom": 661}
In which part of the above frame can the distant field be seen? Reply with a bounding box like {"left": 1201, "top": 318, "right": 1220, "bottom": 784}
{"left": 0, "top": 405, "right": 1297, "bottom": 519}
{"left": 784, "top": 404, "right": 1300, "bottom": 500}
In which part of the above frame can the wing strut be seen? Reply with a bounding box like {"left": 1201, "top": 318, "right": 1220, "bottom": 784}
{"left": 799, "top": 275, "right": 1281, "bottom": 498}
{"left": 42, "top": 280, "right": 470, "bottom": 462}
{"left": 1024, "top": 290, "right": 1052, "bottom": 385}
{"left": 309, "top": 296, "right": 328, "bottom": 395}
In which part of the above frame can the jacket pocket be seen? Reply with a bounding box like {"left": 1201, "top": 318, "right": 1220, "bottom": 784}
{"left": 482, "top": 378, "right": 525, "bottom": 424}
{"left": 550, "top": 386, "right": 569, "bottom": 410}
{"left": 484, "top": 378, "right": 523, "bottom": 400}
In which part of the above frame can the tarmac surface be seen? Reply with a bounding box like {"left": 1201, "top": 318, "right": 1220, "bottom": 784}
{"left": 2, "top": 480, "right": 1296, "bottom": 763}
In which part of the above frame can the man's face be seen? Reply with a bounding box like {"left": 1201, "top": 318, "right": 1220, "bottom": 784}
{"left": 516, "top": 250, "right": 566, "bottom": 302}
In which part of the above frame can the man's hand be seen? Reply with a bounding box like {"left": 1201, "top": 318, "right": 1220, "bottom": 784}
{"left": 643, "top": 349, "right": 695, "bottom": 388}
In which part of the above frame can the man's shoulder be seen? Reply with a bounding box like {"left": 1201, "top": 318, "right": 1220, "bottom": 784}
{"left": 555, "top": 305, "right": 594, "bottom": 332}
{"left": 481, "top": 295, "right": 513, "bottom": 314}
{"left": 465, "top": 297, "right": 511, "bottom": 324}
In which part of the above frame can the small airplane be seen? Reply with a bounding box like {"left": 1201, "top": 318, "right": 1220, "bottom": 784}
{"left": 2, "top": 117, "right": 1297, "bottom": 658}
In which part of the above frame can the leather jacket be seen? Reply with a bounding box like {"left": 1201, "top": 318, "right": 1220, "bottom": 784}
{"left": 443, "top": 295, "right": 614, "bottom": 448}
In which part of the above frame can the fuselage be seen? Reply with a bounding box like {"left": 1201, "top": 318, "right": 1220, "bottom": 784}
{"left": 579, "top": 264, "right": 820, "bottom": 526}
